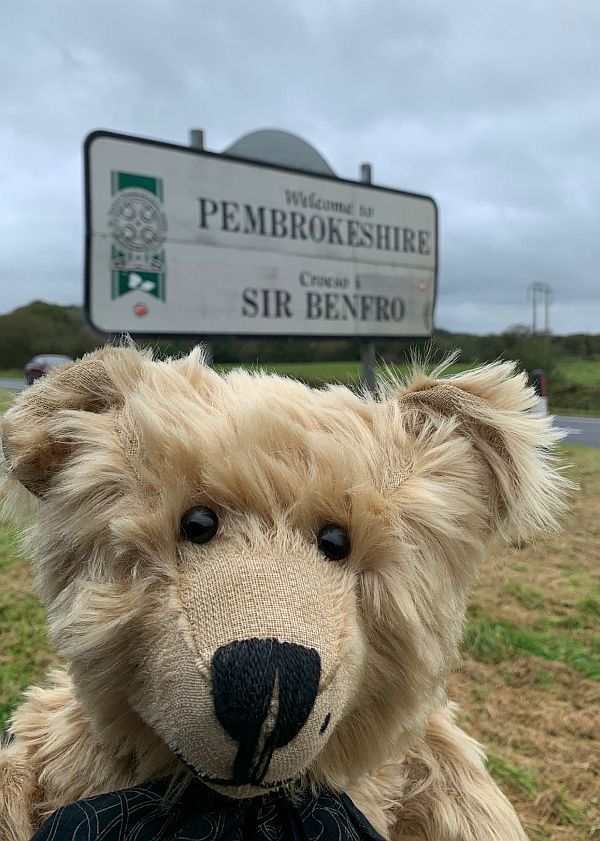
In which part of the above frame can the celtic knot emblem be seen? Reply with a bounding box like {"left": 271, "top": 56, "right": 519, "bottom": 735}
{"left": 108, "top": 189, "right": 166, "bottom": 255}
{"left": 109, "top": 172, "right": 167, "bottom": 303}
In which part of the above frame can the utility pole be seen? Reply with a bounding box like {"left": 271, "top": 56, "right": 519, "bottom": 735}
{"left": 528, "top": 283, "right": 552, "bottom": 334}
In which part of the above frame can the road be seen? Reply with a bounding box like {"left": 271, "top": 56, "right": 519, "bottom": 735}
{"left": 554, "top": 415, "right": 600, "bottom": 449}
{"left": 0, "top": 378, "right": 26, "bottom": 391}
{"left": 1, "top": 378, "right": 599, "bottom": 448}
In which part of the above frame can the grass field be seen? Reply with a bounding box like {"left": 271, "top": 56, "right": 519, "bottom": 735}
{"left": 449, "top": 444, "right": 600, "bottom": 840}
{"left": 0, "top": 526, "right": 55, "bottom": 728}
{"left": 559, "top": 358, "right": 600, "bottom": 386}
{"left": 1, "top": 355, "right": 599, "bottom": 410}
{"left": 177, "top": 355, "right": 597, "bottom": 418}
{"left": 0, "top": 361, "right": 464, "bottom": 385}
{"left": 2, "top": 355, "right": 598, "bottom": 381}
{"left": 0, "top": 440, "right": 598, "bottom": 839}
{"left": 0, "top": 389, "right": 13, "bottom": 413}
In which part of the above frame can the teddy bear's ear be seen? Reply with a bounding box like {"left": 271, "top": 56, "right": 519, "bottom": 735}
{"left": 1, "top": 347, "right": 145, "bottom": 497}
{"left": 397, "top": 361, "right": 570, "bottom": 539}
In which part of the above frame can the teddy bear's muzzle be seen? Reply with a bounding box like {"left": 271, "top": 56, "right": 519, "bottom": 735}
{"left": 211, "top": 638, "right": 321, "bottom": 785}
{"left": 132, "top": 623, "right": 343, "bottom": 797}
{"left": 130, "top": 540, "right": 359, "bottom": 796}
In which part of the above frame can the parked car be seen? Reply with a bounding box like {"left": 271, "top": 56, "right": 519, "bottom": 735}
{"left": 24, "top": 354, "right": 73, "bottom": 385}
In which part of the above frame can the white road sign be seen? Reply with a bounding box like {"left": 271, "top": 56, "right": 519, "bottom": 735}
{"left": 85, "top": 131, "right": 438, "bottom": 338}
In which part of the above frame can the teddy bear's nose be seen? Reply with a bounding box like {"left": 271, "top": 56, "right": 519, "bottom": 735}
{"left": 211, "top": 638, "right": 321, "bottom": 784}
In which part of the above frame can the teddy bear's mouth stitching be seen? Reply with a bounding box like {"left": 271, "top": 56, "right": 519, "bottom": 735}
{"left": 172, "top": 745, "right": 295, "bottom": 790}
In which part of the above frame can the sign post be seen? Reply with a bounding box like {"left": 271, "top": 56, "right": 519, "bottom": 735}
{"left": 84, "top": 131, "right": 437, "bottom": 355}
{"left": 189, "top": 127, "right": 212, "bottom": 367}
{"left": 359, "top": 162, "right": 376, "bottom": 391}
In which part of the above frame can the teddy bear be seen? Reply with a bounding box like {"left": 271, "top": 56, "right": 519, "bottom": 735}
{"left": 0, "top": 346, "right": 568, "bottom": 841}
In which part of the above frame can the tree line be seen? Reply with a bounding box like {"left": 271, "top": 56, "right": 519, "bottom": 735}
{"left": 1, "top": 301, "right": 599, "bottom": 379}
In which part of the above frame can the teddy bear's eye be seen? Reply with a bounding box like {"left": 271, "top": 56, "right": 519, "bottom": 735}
{"left": 317, "top": 525, "right": 350, "bottom": 561}
{"left": 180, "top": 507, "right": 219, "bottom": 544}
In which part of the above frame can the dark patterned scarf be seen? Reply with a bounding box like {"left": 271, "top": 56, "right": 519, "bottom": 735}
{"left": 31, "top": 776, "right": 387, "bottom": 841}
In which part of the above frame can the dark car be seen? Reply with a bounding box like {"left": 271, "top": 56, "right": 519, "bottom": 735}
{"left": 24, "top": 354, "right": 73, "bottom": 386}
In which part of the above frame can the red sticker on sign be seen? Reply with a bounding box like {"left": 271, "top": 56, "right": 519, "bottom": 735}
{"left": 134, "top": 303, "right": 148, "bottom": 317}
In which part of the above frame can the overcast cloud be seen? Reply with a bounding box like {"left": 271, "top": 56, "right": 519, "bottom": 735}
{"left": 1, "top": 0, "right": 599, "bottom": 334}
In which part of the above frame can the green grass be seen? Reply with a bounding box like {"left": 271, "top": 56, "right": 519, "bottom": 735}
{"left": 0, "top": 365, "right": 52, "bottom": 731}
{"left": 206, "top": 355, "right": 600, "bottom": 418}
{"left": 0, "top": 525, "right": 52, "bottom": 730}
{"left": 558, "top": 358, "right": 600, "bottom": 387}
{"left": 2, "top": 357, "right": 600, "bottom": 415}
{"left": 486, "top": 752, "right": 539, "bottom": 797}
{"left": 0, "top": 526, "right": 19, "bottom": 570}
{"left": 533, "top": 615, "right": 591, "bottom": 631}
{"left": 547, "top": 791, "right": 586, "bottom": 827}
{"left": 577, "top": 597, "right": 600, "bottom": 618}
{"left": 0, "top": 389, "right": 14, "bottom": 412}
{"left": 550, "top": 358, "right": 600, "bottom": 415}
{"left": 550, "top": 406, "right": 600, "bottom": 417}
{"left": 0, "top": 369, "right": 23, "bottom": 380}
{"left": 464, "top": 609, "right": 600, "bottom": 680}
{"left": 214, "top": 359, "right": 476, "bottom": 386}
{"left": 214, "top": 360, "right": 363, "bottom": 383}
{"left": 533, "top": 667, "right": 556, "bottom": 687}
{"left": 502, "top": 582, "right": 545, "bottom": 610}
{"left": 0, "top": 592, "right": 50, "bottom": 729}
{"left": 212, "top": 357, "right": 600, "bottom": 416}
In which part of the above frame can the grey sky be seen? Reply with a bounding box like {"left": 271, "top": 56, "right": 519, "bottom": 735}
{"left": 1, "top": 0, "right": 599, "bottom": 334}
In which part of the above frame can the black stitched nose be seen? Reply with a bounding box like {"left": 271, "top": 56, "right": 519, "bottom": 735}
{"left": 211, "top": 638, "right": 321, "bottom": 785}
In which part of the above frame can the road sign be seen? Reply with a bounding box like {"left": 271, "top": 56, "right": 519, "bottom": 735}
{"left": 84, "top": 131, "right": 438, "bottom": 338}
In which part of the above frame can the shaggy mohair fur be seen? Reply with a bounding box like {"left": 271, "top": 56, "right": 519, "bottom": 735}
{"left": 0, "top": 347, "right": 569, "bottom": 841}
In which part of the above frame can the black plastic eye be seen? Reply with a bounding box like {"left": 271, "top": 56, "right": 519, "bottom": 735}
{"left": 180, "top": 507, "right": 219, "bottom": 544}
{"left": 317, "top": 525, "right": 350, "bottom": 562}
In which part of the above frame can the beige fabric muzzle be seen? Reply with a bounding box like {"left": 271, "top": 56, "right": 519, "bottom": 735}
{"left": 130, "top": 539, "right": 359, "bottom": 796}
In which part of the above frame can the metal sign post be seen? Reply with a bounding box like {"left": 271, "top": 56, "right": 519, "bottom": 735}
{"left": 359, "top": 162, "right": 376, "bottom": 391}
{"left": 189, "top": 128, "right": 212, "bottom": 367}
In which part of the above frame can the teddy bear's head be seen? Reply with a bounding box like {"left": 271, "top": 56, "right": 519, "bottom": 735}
{"left": 1, "top": 348, "right": 567, "bottom": 797}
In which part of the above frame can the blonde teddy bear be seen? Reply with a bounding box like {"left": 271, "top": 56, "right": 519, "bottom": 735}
{"left": 0, "top": 347, "right": 567, "bottom": 840}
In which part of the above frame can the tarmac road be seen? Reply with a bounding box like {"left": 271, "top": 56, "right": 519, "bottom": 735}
{"left": 554, "top": 415, "right": 600, "bottom": 449}
{"left": 1, "top": 378, "right": 599, "bottom": 448}
{"left": 0, "top": 378, "right": 27, "bottom": 392}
